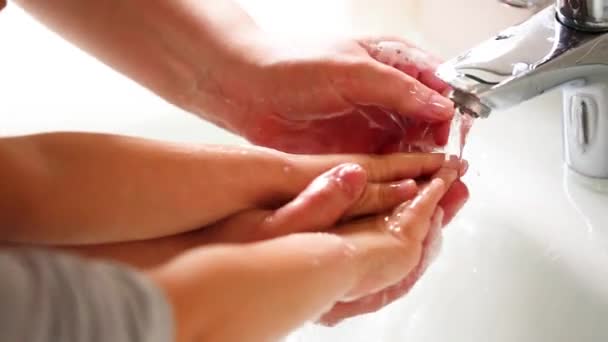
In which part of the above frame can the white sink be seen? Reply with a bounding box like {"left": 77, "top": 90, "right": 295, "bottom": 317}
{"left": 2, "top": 1, "right": 608, "bottom": 341}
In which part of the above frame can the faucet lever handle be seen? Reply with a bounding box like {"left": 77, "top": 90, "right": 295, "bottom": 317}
{"left": 563, "top": 81, "right": 608, "bottom": 178}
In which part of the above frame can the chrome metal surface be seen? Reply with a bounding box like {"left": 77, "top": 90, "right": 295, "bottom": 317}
{"left": 556, "top": 0, "right": 608, "bottom": 32}
{"left": 437, "top": 4, "right": 608, "bottom": 177}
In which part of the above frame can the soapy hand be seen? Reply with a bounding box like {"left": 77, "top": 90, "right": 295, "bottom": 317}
{"left": 187, "top": 36, "right": 455, "bottom": 154}
{"left": 15, "top": 0, "right": 456, "bottom": 155}
{"left": 57, "top": 153, "right": 461, "bottom": 265}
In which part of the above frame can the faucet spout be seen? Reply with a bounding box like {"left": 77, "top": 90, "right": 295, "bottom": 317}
{"left": 437, "top": 6, "right": 608, "bottom": 118}
{"left": 437, "top": 4, "right": 608, "bottom": 179}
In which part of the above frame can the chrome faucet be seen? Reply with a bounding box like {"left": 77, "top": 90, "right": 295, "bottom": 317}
{"left": 437, "top": 0, "right": 608, "bottom": 178}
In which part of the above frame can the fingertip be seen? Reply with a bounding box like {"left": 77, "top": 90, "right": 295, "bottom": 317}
{"left": 335, "top": 163, "right": 368, "bottom": 200}
{"left": 429, "top": 93, "right": 455, "bottom": 120}
{"left": 438, "top": 181, "right": 470, "bottom": 225}
{"left": 433, "top": 166, "right": 459, "bottom": 189}
{"left": 404, "top": 179, "right": 418, "bottom": 192}
{"left": 429, "top": 177, "right": 447, "bottom": 192}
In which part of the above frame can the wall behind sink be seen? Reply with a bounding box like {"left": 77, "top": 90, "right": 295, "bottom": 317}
{"left": 239, "top": 0, "right": 538, "bottom": 57}
{"left": 348, "top": 0, "right": 535, "bottom": 57}
{"left": 416, "top": 0, "right": 535, "bottom": 57}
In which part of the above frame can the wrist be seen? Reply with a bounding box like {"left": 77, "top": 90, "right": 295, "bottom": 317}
{"left": 174, "top": 28, "right": 274, "bottom": 134}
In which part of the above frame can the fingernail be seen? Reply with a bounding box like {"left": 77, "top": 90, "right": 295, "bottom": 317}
{"left": 395, "top": 179, "right": 417, "bottom": 198}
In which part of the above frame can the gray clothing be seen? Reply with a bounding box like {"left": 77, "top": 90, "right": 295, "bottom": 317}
{"left": 0, "top": 248, "right": 173, "bottom": 342}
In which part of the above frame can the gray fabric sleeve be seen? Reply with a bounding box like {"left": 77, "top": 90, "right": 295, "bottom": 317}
{"left": 0, "top": 248, "right": 174, "bottom": 342}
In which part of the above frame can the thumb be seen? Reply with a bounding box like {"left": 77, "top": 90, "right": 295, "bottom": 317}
{"left": 207, "top": 162, "right": 416, "bottom": 243}
{"left": 153, "top": 233, "right": 361, "bottom": 342}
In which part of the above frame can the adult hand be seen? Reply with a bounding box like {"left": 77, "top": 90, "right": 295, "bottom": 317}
{"left": 17, "top": 0, "right": 456, "bottom": 154}
{"left": 189, "top": 36, "right": 456, "bottom": 154}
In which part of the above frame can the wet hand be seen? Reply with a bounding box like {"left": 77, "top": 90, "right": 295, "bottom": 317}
{"left": 149, "top": 159, "right": 467, "bottom": 342}
{"left": 190, "top": 36, "right": 455, "bottom": 154}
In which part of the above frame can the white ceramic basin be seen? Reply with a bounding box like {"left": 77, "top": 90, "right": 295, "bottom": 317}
{"left": 2, "top": 1, "right": 608, "bottom": 341}
{"left": 289, "top": 92, "right": 608, "bottom": 342}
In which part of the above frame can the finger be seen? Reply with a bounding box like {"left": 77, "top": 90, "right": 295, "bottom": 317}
{"left": 320, "top": 208, "right": 444, "bottom": 326}
{"left": 333, "top": 185, "right": 446, "bottom": 301}
{"left": 438, "top": 180, "right": 469, "bottom": 225}
{"left": 433, "top": 120, "right": 452, "bottom": 146}
{"left": 198, "top": 163, "right": 368, "bottom": 243}
{"left": 304, "top": 152, "right": 446, "bottom": 183}
{"left": 344, "top": 179, "right": 418, "bottom": 219}
{"left": 432, "top": 160, "right": 460, "bottom": 185}
{"left": 345, "top": 62, "right": 454, "bottom": 122}
{"left": 157, "top": 233, "right": 361, "bottom": 342}
{"left": 358, "top": 38, "right": 450, "bottom": 93}
{"left": 358, "top": 37, "right": 443, "bottom": 68}
{"left": 419, "top": 69, "right": 452, "bottom": 95}
{"left": 258, "top": 163, "right": 367, "bottom": 237}
{"left": 391, "top": 178, "right": 448, "bottom": 242}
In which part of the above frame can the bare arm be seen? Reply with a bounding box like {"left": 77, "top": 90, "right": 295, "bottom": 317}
{"left": 0, "top": 132, "right": 292, "bottom": 245}
{"left": 13, "top": 0, "right": 266, "bottom": 130}
{"left": 12, "top": 0, "right": 457, "bottom": 155}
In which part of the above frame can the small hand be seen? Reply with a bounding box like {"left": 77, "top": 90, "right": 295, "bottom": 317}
{"left": 320, "top": 165, "right": 469, "bottom": 325}
{"left": 150, "top": 160, "right": 466, "bottom": 342}
{"left": 56, "top": 153, "right": 452, "bottom": 266}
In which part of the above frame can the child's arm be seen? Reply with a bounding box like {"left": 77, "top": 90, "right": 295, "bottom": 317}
{"left": 0, "top": 132, "right": 293, "bottom": 245}
{"left": 0, "top": 132, "right": 447, "bottom": 245}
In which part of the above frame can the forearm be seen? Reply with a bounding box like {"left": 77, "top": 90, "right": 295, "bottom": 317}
{"left": 0, "top": 132, "right": 291, "bottom": 244}
{"left": 14, "top": 0, "right": 266, "bottom": 129}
